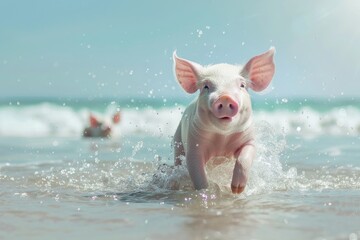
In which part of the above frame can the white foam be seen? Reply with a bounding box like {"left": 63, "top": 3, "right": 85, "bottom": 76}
{"left": 0, "top": 102, "right": 359, "bottom": 137}
{"left": 255, "top": 106, "right": 360, "bottom": 137}
{"left": 0, "top": 103, "right": 83, "bottom": 137}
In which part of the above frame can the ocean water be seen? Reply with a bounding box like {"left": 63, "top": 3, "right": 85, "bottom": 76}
{"left": 0, "top": 97, "right": 359, "bottom": 240}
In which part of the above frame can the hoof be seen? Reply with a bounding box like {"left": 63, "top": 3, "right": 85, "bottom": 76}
{"left": 231, "top": 185, "right": 245, "bottom": 194}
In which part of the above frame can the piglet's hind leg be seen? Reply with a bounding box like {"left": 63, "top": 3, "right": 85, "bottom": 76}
{"left": 173, "top": 125, "right": 185, "bottom": 166}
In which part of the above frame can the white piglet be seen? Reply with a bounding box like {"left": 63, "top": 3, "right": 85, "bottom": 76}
{"left": 173, "top": 47, "right": 276, "bottom": 194}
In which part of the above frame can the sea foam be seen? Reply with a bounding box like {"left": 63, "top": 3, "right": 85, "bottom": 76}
{"left": 0, "top": 102, "right": 359, "bottom": 137}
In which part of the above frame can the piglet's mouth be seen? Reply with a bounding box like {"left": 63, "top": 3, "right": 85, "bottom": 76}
{"left": 219, "top": 117, "right": 232, "bottom": 122}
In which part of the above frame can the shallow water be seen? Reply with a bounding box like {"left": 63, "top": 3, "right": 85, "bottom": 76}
{"left": 1, "top": 132, "right": 359, "bottom": 240}
{"left": 1, "top": 98, "right": 359, "bottom": 239}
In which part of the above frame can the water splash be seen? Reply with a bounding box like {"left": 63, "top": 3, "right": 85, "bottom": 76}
{"left": 147, "top": 120, "right": 297, "bottom": 198}
{"left": 1, "top": 122, "right": 359, "bottom": 206}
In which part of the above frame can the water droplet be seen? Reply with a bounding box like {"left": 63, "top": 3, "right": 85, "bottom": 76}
{"left": 349, "top": 233, "right": 358, "bottom": 240}
{"left": 52, "top": 141, "right": 59, "bottom": 147}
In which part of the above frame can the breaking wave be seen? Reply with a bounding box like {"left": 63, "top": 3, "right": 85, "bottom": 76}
{"left": 0, "top": 101, "right": 359, "bottom": 137}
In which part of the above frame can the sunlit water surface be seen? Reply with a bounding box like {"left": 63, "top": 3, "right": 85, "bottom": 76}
{"left": 1, "top": 132, "right": 359, "bottom": 240}
{"left": 0, "top": 99, "right": 359, "bottom": 239}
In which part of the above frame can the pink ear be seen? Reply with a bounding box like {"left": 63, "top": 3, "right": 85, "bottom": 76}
{"left": 241, "top": 47, "right": 275, "bottom": 92}
{"left": 173, "top": 51, "right": 201, "bottom": 94}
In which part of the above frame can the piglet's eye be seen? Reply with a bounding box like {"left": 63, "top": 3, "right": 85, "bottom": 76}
{"left": 240, "top": 83, "right": 246, "bottom": 88}
{"left": 204, "top": 85, "right": 209, "bottom": 90}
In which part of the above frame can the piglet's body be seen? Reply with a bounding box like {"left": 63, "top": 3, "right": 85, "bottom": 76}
{"left": 173, "top": 47, "right": 276, "bottom": 194}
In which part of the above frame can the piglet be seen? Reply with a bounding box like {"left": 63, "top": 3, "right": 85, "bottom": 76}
{"left": 173, "top": 47, "right": 275, "bottom": 194}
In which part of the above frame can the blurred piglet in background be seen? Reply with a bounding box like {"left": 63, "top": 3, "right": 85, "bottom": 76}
{"left": 173, "top": 47, "right": 275, "bottom": 193}
{"left": 83, "top": 111, "right": 121, "bottom": 138}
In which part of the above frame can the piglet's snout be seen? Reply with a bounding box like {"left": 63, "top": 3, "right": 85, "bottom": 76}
{"left": 212, "top": 95, "right": 239, "bottom": 119}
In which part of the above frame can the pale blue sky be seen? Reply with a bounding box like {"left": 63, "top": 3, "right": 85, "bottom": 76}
{"left": 1, "top": 0, "right": 360, "bottom": 99}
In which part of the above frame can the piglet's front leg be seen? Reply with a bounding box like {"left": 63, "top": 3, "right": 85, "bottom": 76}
{"left": 186, "top": 146, "right": 208, "bottom": 190}
{"left": 231, "top": 144, "right": 256, "bottom": 194}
